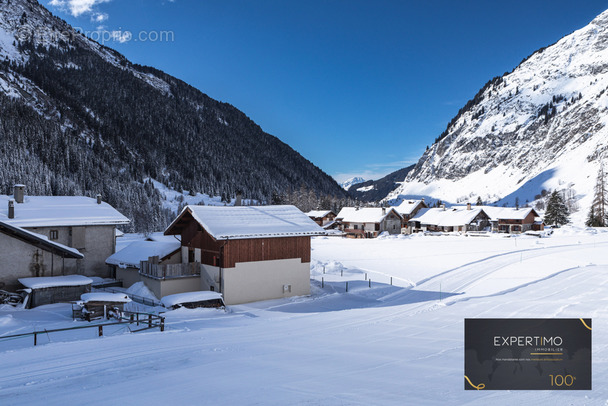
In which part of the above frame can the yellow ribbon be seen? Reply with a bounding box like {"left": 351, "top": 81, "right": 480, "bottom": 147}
{"left": 580, "top": 318, "right": 592, "bottom": 331}
{"left": 464, "top": 375, "right": 485, "bottom": 390}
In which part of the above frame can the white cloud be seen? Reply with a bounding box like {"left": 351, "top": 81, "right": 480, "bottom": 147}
{"left": 49, "top": 0, "right": 111, "bottom": 18}
{"left": 93, "top": 12, "right": 108, "bottom": 23}
{"left": 111, "top": 30, "right": 132, "bottom": 43}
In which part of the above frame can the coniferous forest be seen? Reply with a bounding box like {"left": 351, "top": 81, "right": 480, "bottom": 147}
{"left": 0, "top": 17, "right": 348, "bottom": 231}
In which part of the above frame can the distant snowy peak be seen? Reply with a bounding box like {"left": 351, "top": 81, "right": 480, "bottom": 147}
{"left": 388, "top": 7, "right": 608, "bottom": 223}
{"left": 340, "top": 177, "right": 367, "bottom": 191}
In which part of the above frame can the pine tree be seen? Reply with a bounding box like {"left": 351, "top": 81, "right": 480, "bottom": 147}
{"left": 586, "top": 164, "right": 607, "bottom": 227}
{"left": 544, "top": 190, "right": 570, "bottom": 227}
{"left": 476, "top": 196, "right": 483, "bottom": 206}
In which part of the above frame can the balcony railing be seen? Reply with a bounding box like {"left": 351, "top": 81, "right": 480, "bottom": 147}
{"left": 140, "top": 260, "right": 201, "bottom": 279}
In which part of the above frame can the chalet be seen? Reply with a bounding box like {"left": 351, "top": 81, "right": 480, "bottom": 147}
{"left": 0, "top": 185, "right": 128, "bottom": 289}
{"left": 409, "top": 205, "right": 491, "bottom": 233}
{"left": 0, "top": 221, "right": 84, "bottom": 291}
{"left": 336, "top": 207, "right": 402, "bottom": 238}
{"left": 306, "top": 210, "right": 337, "bottom": 228}
{"left": 106, "top": 240, "right": 181, "bottom": 288}
{"left": 474, "top": 206, "right": 544, "bottom": 233}
{"left": 158, "top": 205, "right": 325, "bottom": 305}
{"left": 392, "top": 199, "right": 428, "bottom": 232}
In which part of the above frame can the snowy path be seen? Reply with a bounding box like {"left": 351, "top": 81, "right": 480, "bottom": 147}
{"left": 1, "top": 231, "right": 607, "bottom": 405}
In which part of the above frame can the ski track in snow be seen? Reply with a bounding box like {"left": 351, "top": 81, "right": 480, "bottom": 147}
{"left": 1, "top": 233, "right": 607, "bottom": 405}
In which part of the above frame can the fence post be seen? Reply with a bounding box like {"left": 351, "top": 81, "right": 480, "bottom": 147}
{"left": 365, "top": 273, "right": 367, "bottom": 280}
{"left": 369, "top": 279, "right": 371, "bottom": 288}
{"left": 34, "top": 332, "right": 37, "bottom": 346}
{"left": 148, "top": 314, "right": 152, "bottom": 328}
{"left": 321, "top": 277, "right": 324, "bottom": 288}
{"left": 160, "top": 317, "right": 165, "bottom": 332}
{"left": 390, "top": 277, "right": 393, "bottom": 286}
{"left": 346, "top": 281, "right": 349, "bottom": 292}
{"left": 98, "top": 325, "right": 103, "bottom": 337}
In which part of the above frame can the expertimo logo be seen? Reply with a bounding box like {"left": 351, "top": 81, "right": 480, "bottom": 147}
{"left": 493, "top": 336, "right": 563, "bottom": 346}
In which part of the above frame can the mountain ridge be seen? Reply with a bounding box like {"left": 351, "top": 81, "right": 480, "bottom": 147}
{"left": 385, "top": 8, "right": 608, "bottom": 222}
{"left": 0, "top": 0, "right": 347, "bottom": 231}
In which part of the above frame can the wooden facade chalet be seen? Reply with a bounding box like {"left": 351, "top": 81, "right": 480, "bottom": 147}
{"left": 162, "top": 205, "right": 325, "bottom": 305}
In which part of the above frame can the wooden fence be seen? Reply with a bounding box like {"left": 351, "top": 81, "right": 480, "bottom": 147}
{"left": 140, "top": 258, "right": 201, "bottom": 279}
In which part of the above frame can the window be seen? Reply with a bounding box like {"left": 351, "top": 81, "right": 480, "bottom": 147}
{"left": 50, "top": 230, "right": 59, "bottom": 240}
{"left": 354, "top": 225, "right": 358, "bottom": 230}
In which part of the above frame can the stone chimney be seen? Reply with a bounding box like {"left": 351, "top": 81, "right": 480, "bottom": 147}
{"left": 467, "top": 203, "right": 471, "bottom": 210}
{"left": 14, "top": 184, "right": 25, "bottom": 204}
{"left": 235, "top": 191, "right": 242, "bottom": 206}
{"left": 8, "top": 199, "right": 14, "bottom": 219}
{"left": 96, "top": 194, "right": 102, "bottom": 204}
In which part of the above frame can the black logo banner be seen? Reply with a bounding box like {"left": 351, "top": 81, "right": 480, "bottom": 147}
{"left": 464, "top": 318, "right": 591, "bottom": 390}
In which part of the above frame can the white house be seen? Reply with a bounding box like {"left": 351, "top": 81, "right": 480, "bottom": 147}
{"left": 0, "top": 220, "right": 84, "bottom": 291}
{"left": 0, "top": 185, "right": 129, "bottom": 283}
{"left": 336, "top": 207, "right": 402, "bottom": 238}
{"left": 409, "top": 205, "right": 491, "bottom": 233}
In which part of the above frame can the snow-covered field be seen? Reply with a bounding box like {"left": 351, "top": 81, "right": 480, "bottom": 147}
{"left": 1, "top": 228, "right": 608, "bottom": 405}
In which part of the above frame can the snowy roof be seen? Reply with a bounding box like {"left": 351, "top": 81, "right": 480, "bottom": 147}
{"left": 165, "top": 205, "right": 325, "bottom": 240}
{"left": 161, "top": 291, "right": 224, "bottom": 308}
{"left": 410, "top": 207, "right": 488, "bottom": 227}
{"left": 19, "top": 275, "right": 93, "bottom": 289}
{"left": 393, "top": 200, "right": 426, "bottom": 216}
{"left": 0, "top": 195, "right": 130, "bottom": 227}
{"left": 459, "top": 206, "right": 538, "bottom": 221}
{"left": 81, "top": 292, "right": 132, "bottom": 303}
{"left": 145, "top": 232, "right": 181, "bottom": 243}
{"left": 336, "top": 207, "right": 402, "bottom": 223}
{"left": 0, "top": 220, "right": 83, "bottom": 259}
{"left": 106, "top": 240, "right": 181, "bottom": 268}
{"left": 306, "top": 210, "right": 334, "bottom": 218}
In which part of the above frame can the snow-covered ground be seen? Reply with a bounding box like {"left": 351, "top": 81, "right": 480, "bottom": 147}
{"left": 1, "top": 228, "right": 607, "bottom": 405}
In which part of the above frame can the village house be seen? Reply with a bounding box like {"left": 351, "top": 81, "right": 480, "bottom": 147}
{"left": 106, "top": 239, "right": 182, "bottom": 288}
{"left": 336, "top": 207, "right": 402, "bottom": 238}
{"left": 409, "top": 204, "right": 491, "bottom": 233}
{"left": 473, "top": 206, "right": 544, "bottom": 233}
{"left": 0, "top": 221, "right": 84, "bottom": 291}
{"left": 145, "top": 205, "right": 325, "bottom": 305}
{"left": 306, "top": 210, "right": 337, "bottom": 227}
{"left": 0, "top": 185, "right": 129, "bottom": 286}
{"left": 392, "top": 199, "right": 428, "bottom": 233}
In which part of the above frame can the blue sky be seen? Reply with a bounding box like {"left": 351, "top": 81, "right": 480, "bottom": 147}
{"left": 48, "top": 0, "right": 608, "bottom": 183}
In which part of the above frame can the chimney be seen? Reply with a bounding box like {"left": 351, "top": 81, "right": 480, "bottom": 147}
{"left": 382, "top": 207, "right": 386, "bottom": 215}
{"left": 8, "top": 199, "right": 14, "bottom": 219}
{"left": 441, "top": 204, "right": 446, "bottom": 211}
{"left": 467, "top": 203, "right": 471, "bottom": 211}
{"left": 235, "top": 191, "right": 242, "bottom": 206}
{"left": 96, "top": 194, "right": 102, "bottom": 204}
{"left": 14, "top": 184, "right": 25, "bottom": 204}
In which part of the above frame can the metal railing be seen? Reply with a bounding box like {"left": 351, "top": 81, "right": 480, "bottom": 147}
{"left": 0, "top": 311, "right": 165, "bottom": 347}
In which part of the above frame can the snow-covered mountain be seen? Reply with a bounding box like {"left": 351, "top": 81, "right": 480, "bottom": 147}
{"left": 388, "top": 9, "right": 608, "bottom": 222}
{"left": 0, "top": 0, "right": 346, "bottom": 232}
{"left": 340, "top": 177, "right": 367, "bottom": 191}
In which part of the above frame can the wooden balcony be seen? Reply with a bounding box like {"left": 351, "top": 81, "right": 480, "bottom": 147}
{"left": 139, "top": 260, "right": 201, "bottom": 280}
